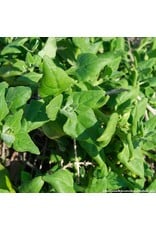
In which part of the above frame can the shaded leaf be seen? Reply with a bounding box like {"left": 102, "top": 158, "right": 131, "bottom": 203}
{"left": 24, "top": 99, "right": 49, "bottom": 132}
{"left": 1, "top": 38, "right": 28, "bottom": 55}
{"left": 42, "top": 120, "right": 65, "bottom": 139}
{"left": 0, "top": 65, "right": 23, "bottom": 78}
{"left": 106, "top": 171, "right": 126, "bottom": 191}
{"left": 15, "top": 72, "right": 42, "bottom": 89}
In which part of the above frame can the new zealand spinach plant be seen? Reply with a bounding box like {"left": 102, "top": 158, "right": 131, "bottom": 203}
{"left": 0, "top": 37, "right": 156, "bottom": 192}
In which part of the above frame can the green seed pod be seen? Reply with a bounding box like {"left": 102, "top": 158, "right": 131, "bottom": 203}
{"left": 97, "top": 112, "right": 118, "bottom": 148}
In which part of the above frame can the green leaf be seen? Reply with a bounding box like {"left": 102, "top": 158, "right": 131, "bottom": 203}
{"left": 25, "top": 52, "right": 42, "bottom": 68}
{"left": 0, "top": 59, "right": 27, "bottom": 80}
{"left": 86, "top": 172, "right": 125, "bottom": 193}
{"left": 79, "top": 139, "right": 107, "bottom": 174}
{"left": 0, "top": 163, "right": 15, "bottom": 192}
{"left": 72, "top": 37, "right": 102, "bottom": 54}
{"left": 19, "top": 176, "right": 44, "bottom": 193}
{"left": 6, "top": 86, "right": 32, "bottom": 112}
{"left": 22, "top": 72, "right": 42, "bottom": 83}
{"left": 57, "top": 38, "right": 76, "bottom": 64}
{"left": 75, "top": 53, "right": 105, "bottom": 82}
{"left": 111, "top": 38, "right": 125, "bottom": 51}
{"left": 63, "top": 108, "right": 97, "bottom": 138}
{"left": 20, "top": 171, "right": 32, "bottom": 184}
{"left": 106, "top": 171, "right": 125, "bottom": 191}
{"left": 1, "top": 38, "right": 28, "bottom": 55}
{"left": 138, "top": 58, "right": 156, "bottom": 71}
{"left": 25, "top": 53, "right": 41, "bottom": 67}
{"left": 39, "top": 56, "right": 74, "bottom": 97}
{"left": 26, "top": 52, "right": 34, "bottom": 66}
{"left": 46, "top": 94, "right": 63, "bottom": 121}
{"left": 0, "top": 82, "right": 9, "bottom": 122}
{"left": 15, "top": 72, "right": 42, "bottom": 88}
{"left": 118, "top": 144, "right": 144, "bottom": 178}
{"left": 136, "top": 98, "right": 148, "bottom": 119}
{"left": 3, "top": 109, "right": 23, "bottom": 134}
{"left": 148, "top": 77, "right": 156, "bottom": 87}
{"left": 13, "top": 60, "right": 27, "bottom": 72}
{"left": 42, "top": 120, "right": 65, "bottom": 140}
{"left": 75, "top": 52, "right": 121, "bottom": 83}
{"left": 1, "top": 109, "right": 23, "bottom": 147}
{"left": 142, "top": 133, "right": 156, "bottom": 151}
{"left": 1, "top": 126, "right": 15, "bottom": 147}
{"left": 24, "top": 99, "right": 49, "bottom": 132}
{"left": 144, "top": 116, "right": 156, "bottom": 134}
{"left": 98, "top": 52, "right": 121, "bottom": 71}
{"left": 61, "top": 91, "right": 103, "bottom": 138}
{"left": 63, "top": 112, "right": 78, "bottom": 138}
{"left": 116, "top": 87, "right": 139, "bottom": 108}
{"left": 131, "top": 98, "right": 147, "bottom": 136}
{"left": 70, "top": 90, "right": 106, "bottom": 110}
{"left": 86, "top": 176, "right": 107, "bottom": 192}
{"left": 43, "top": 169, "right": 75, "bottom": 193}
{"left": 13, "top": 129, "right": 40, "bottom": 154}
{"left": 0, "top": 65, "right": 23, "bottom": 78}
{"left": 146, "top": 179, "right": 156, "bottom": 192}
{"left": 97, "top": 112, "right": 118, "bottom": 148}
{"left": 39, "top": 37, "right": 57, "bottom": 58}
{"left": 0, "top": 189, "right": 10, "bottom": 193}
{"left": 0, "top": 81, "right": 8, "bottom": 89}
{"left": 127, "top": 177, "right": 145, "bottom": 191}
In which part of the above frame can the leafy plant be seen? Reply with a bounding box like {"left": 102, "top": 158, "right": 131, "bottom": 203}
{"left": 0, "top": 37, "right": 156, "bottom": 192}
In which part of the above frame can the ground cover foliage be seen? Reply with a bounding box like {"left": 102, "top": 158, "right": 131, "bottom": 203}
{"left": 0, "top": 37, "right": 156, "bottom": 192}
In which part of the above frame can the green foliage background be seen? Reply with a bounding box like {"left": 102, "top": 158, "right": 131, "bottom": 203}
{"left": 0, "top": 37, "right": 156, "bottom": 192}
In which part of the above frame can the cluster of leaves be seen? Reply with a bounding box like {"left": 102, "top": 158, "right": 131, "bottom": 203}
{"left": 0, "top": 37, "right": 156, "bottom": 192}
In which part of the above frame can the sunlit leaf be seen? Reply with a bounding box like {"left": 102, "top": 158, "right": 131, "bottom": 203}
{"left": 19, "top": 176, "right": 44, "bottom": 193}
{"left": 43, "top": 169, "right": 75, "bottom": 193}
{"left": 6, "top": 86, "right": 32, "bottom": 112}
{"left": 39, "top": 37, "right": 57, "bottom": 58}
{"left": 39, "top": 56, "right": 74, "bottom": 97}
